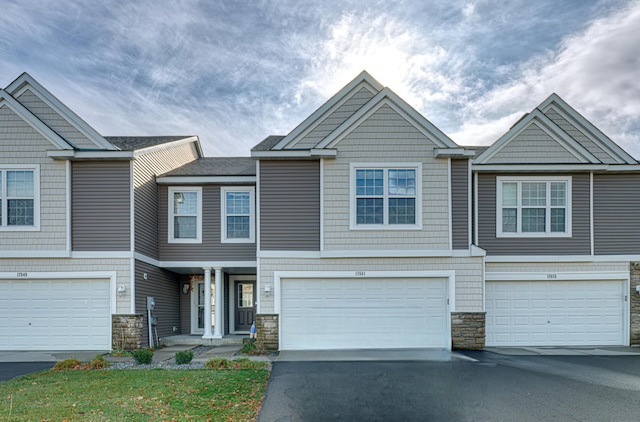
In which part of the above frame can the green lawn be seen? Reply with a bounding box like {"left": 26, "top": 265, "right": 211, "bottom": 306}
{"left": 0, "top": 368, "right": 269, "bottom": 421}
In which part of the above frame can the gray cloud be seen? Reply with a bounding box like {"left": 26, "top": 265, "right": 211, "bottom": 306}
{"left": 1, "top": 0, "right": 637, "bottom": 157}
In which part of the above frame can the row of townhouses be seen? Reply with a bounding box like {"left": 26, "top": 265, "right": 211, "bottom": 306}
{"left": 1, "top": 71, "right": 639, "bottom": 352}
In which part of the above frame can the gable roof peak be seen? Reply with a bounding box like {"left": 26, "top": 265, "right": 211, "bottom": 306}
{"left": 5, "top": 72, "right": 118, "bottom": 151}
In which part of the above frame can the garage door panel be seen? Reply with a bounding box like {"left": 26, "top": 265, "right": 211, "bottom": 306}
{"left": 0, "top": 279, "right": 111, "bottom": 350}
{"left": 486, "top": 280, "right": 624, "bottom": 347}
{"left": 281, "top": 277, "right": 448, "bottom": 350}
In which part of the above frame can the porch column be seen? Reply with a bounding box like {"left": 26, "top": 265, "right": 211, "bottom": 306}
{"left": 202, "top": 268, "right": 213, "bottom": 339}
{"left": 213, "top": 268, "right": 223, "bottom": 338}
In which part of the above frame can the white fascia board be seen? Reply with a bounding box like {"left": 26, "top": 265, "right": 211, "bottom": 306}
{"left": 485, "top": 254, "right": 640, "bottom": 263}
{"left": 6, "top": 73, "right": 117, "bottom": 151}
{"left": 70, "top": 251, "right": 134, "bottom": 259}
{"left": 47, "top": 150, "right": 134, "bottom": 160}
{"left": 434, "top": 148, "right": 475, "bottom": 158}
{"left": 318, "top": 89, "right": 458, "bottom": 150}
{"left": 251, "top": 149, "right": 336, "bottom": 158}
{"left": 136, "top": 252, "right": 259, "bottom": 269}
{"left": 157, "top": 176, "right": 256, "bottom": 184}
{"left": 159, "top": 260, "right": 257, "bottom": 268}
{"left": 0, "top": 92, "right": 73, "bottom": 150}
{"left": 0, "top": 250, "right": 71, "bottom": 258}
{"left": 472, "top": 164, "right": 609, "bottom": 172}
{"left": 539, "top": 94, "right": 637, "bottom": 164}
{"left": 258, "top": 249, "right": 486, "bottom": 259}
{"left": 273, "top": 72, "right": 384, "bottom": 150}
{"left": 485, "top": 271, "right": 629, "bottom": 281}
{"left": 474, "top": 110, "right": 598, "bottom": 164}
{"left": 132, "top": 136, "right": 201, "bottom": 157}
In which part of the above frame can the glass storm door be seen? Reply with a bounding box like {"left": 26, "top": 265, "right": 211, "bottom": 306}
{"left": 191, "top": 281, "right": 214, "bottom": 334}
{"left": 234, "top": 281, "right": 256, "bottom": 332}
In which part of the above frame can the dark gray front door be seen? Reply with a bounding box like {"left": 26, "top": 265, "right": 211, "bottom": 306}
{"left": 235, "top": 281, "right": 256, "bottom": 331}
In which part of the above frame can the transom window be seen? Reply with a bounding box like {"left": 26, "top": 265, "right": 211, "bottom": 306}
{"left": 168, "top": 187, "right": 202, "bottom": 243}
{"left": 351, "top": 164, "right": 422, "bottom": 229}
{"left": 221, "top": 187, "right": 255, "bottom": 243}
{"left": 0, "top": 167, "right": 39, "bottom": 230}
{"left": 496, "top": 177, "right": 571, "bottom": 237}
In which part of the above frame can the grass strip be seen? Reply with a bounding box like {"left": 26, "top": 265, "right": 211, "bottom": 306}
{"left": 0, "top": 368, "right": 268, "bottom": 421}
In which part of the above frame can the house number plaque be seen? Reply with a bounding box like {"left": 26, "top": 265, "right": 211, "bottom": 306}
{"left": 17, "top": 272, "right": 28, "bottom": 277}
{"left": 355, "top": 271, "right": 366, "bottom": 277}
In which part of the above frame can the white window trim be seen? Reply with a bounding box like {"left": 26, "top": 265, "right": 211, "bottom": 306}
{"left": 0, "top": 165, "right": 40, "bottom": 231}
{"left": 221, "top": 186, "right": 255, "bottom": 243}
{"left": 349, "top": 162, "right": 423, "bottom": 230}
{"left": 496, "top": 176, "right": 572, "bottom": 238}
{"left": 168, "top": 186, "right": 202, "bottom": 243}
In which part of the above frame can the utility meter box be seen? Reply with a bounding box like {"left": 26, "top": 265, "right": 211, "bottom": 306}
{"left": 147, "top": 296, "right": 155, "bottom": 311}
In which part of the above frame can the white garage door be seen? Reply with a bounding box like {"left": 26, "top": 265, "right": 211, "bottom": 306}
{"left": 280, "top": 277, "right": 448, "bottom": 350}
{"left": 486, "top": 280, "right": 625, "bottom": 347}
{"left": 0, "top": 279, "right": 111, "bottom": 350}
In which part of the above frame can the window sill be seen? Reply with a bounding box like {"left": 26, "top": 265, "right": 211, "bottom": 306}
{"left": 349, "top": 224, "right": 423, "bottom": 231}
{"left": 496, "top": 232, "right": 572, "bottom": 238}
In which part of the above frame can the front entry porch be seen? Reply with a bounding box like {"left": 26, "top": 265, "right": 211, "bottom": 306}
{"left": 160, "top": 334, "right": 247, "bottom": 347}
{"left": 179, "top": 268, "right": 257, "bottom": 341}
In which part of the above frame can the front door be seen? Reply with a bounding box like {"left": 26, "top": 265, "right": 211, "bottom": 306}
{"left": 234, "top": 281, "right": 256, "bottom": 332}
{"left": 191, "top": 281, "right": 214, "bottom": 335}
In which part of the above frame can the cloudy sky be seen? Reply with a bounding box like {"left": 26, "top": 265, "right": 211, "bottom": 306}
{"left": 1, "top": 0, "right": 639, "bottom": 158}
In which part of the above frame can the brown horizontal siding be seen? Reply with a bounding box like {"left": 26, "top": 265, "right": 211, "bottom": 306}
{"left": 260, "top": 160, "right": 320, "bottom": 251}
{"left": 71, "top": 161, "right": 131, "bottom": 251}
{"left": 135, "top": 260, "right": 181, "bottom": 347}
{"left": 477, "top": 173, "right": 590, "bottom": 255}
{"left": 158, "top": 185, "right": 256, "bottom": 261}
{"left": 594, "top": 173, "right": 640, "bottom": 254}
{"left": 451, "top": 159, "right": 469, "bottom": 250}
{"left": 133, "top": 142, "right": 199, "bottom": 259}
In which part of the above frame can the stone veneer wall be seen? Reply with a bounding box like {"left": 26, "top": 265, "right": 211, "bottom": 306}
{"left": 631, "top": 263, "right": 640, "bottom": 345}
{"left": 112, "top": 314, "right": 144, "bottom": 350}
{"left": 451, "top": 312, "right": 486, "bottom": 350}
{"left": 256, "top": 314, "right": 279, "bottom": 351}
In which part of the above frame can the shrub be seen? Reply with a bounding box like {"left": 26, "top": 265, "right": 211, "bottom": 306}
{"left": 175, "top": 350, "right": 194, "bottom": 365}
{"left": 110, "top": 349, "right": 133, "bottom": 357}
{"left": 53, "top": 358, "right": 82, "bottom": 370}
{"left": 240, "top": 339, "right": 256, "bottom": 354}
{"left": 132, "top": 349, "right": 154, "bottom": 365}
{"left": 88, "top": 355, "right": 110, "bottom": 369}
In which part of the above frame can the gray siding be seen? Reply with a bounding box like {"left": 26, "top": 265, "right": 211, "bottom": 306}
{"left": 179, "top": 275, "right": 191, "bottom": 335}
{"left": 594, "top": 174, "right": 640, "bottom": 254}
{"left": 72, "top": 161, "right": 131, "bottom": 251}
{"left": 260, "top": 160, "right": 320, "bottom": 251}
{"left": 451, "top": 159, "right": 469, "bottom": 249}
{"left": 477, "top": 173, "right": 590, "bottom": 255}
{"left": 158, "top": 185, "right": 256, "bottom": 261}
{"left": 135, "top": 260, "right": 181, "bottom": 346}
{"left": 133, "top": 142, "right": 199, "bottom": 259}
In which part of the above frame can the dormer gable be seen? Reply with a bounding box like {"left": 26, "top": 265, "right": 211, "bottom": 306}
{"left": 315, "top": 87, "right": 460, "bottom": 151}
{"left": 0, "top": 89, "right": 73, "bottom": 150}
{"left": 475, "top": 93, "right": 637, "bottom": 166}
{"left": 254, "top": 71, "right": 470, "bottom": 159}
{"left": 538, "top": 93, "right": 636, "bottom": 164}
{"left": 5, "top": 73, "right": 117, "bottom": 151}
{"left": 272, "top": 71, "right": 384, "bottom": 150}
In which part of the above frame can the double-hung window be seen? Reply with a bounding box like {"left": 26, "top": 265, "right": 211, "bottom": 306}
{"left": 168, "top": 187, "right": 202, "bottom": 243}
{"left": 496, "top": 176, "right": 571, "bottom": 237}
{"left": 221, "top": 187, "right": 255, "bottom": 243}
{"left": 0, "top": 166, "right": 39, "bottom": 230}
{"left": 351, "top": 163, "right": 422, "bottom": 229}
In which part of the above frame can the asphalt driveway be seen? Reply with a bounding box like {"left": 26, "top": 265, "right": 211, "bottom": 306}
{"left": 258, "top": 351, "right": 640, "bottom": 421}
{"left": 0, "top": 362, "right": 54, "bottom": 381}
